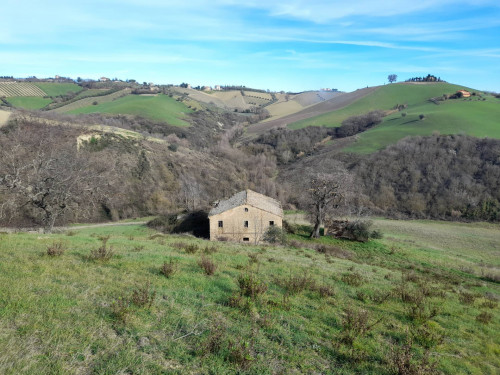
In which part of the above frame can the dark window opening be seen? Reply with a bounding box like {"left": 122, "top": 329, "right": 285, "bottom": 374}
{"left": 244, "top": 207, "right": 248, "bottom": 212}
{"left": 218, "top": 221, "right": 223, "bottom": 228}
{"left": 269, "top": 221, "right": 275, "bottom": 226}
{"left": 244, "top": 221, "right": 249, "bottom": 228}
{"left": 243, "top": 237, "right": 250, "bottom": 242}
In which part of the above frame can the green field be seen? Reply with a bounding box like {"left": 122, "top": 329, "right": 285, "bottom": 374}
{"left": 288, "top": 83, "right": 500, "bottom": 153}
{"left": 33, "top": 82, "right": 83, "bottom": 97}
{"left": 0, "top": 218, "right": 498, "bottom": 374}
{"left": 6, "top": 96, "right": 52, "bottom": 109}
{"left": 68, "top": 94, "right": 193, "bottom": 126}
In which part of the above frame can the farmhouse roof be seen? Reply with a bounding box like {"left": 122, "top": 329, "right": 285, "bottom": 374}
{"left": 209, "top": 189, "right": 283, "bottom": 217}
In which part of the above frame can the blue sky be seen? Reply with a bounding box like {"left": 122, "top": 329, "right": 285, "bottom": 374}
{"left": 2, "top": 1, "right": 499, "bottom": 92}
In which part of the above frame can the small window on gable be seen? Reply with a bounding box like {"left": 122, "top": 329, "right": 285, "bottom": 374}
{"left": 244, "top": 207, "right": 248, "bottom": 212}
{"left": 243, "top": 237, "right": 250, "bottom": 242}
{"left": 269, "top": 221, "right": 274, "bottom": 226}
{"left": 218, "top": 221, "right": 223, "bottom": 228}
{"left": 244, "top": 221, "right": 249, "bottom": 228}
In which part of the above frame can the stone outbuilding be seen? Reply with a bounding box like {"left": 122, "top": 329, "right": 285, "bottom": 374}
{"left": 209, "top": 189, "right": 283, "bottom": 243}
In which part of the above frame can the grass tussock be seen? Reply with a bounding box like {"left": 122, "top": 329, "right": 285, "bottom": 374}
{"left": 89, "top": 235, "right": 114, "bottom": 261}
{"left": 46, "top": 241, "right": 66, "bottom": 256}
{"left": 160, "top": 257, "right": 178, "bottom": 278}
{"left": 198, "top": 255, "right": 217, "bottom": 275}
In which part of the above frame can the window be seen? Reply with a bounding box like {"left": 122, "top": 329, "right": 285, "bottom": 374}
{"left": 218, "top": 221, "right": 223, "bottom": 228}
{"left": 244, "top": 208, "right": 248, "bottom": 212}
{"left": 243, "top": 237, "right": 250, "bottom": 242}
{"left": 244, "top": 221, "right": 249, "bottom": 228}
{"left": 269, "top": 221, "right": 274, "bottom": 226}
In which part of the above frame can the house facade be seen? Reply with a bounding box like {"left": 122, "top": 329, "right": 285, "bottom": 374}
{"left": 209, "top": 189, "right": 283, "bottom": 243}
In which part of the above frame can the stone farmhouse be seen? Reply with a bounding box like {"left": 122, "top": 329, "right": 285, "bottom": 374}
{"left": 457, "top": 90, "right": 471, "bottom": 98}
{"left": 209, "top": 189, "right": 283, "bottom": 243}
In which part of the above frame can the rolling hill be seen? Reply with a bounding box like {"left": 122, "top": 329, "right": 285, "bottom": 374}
{"left": 248, "top": 82, "right": 500, "bottom": 153}
{"left": 67, "top": 94, "right": 193, "bottom": 127}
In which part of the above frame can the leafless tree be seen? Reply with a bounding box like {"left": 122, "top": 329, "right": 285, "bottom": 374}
{"left": 0, "top": 120, "right": 112, "bottom": 232}
{"left": 306, "top": 164, "right": 353, "bottom": 238}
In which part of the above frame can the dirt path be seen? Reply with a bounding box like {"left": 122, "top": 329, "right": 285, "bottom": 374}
{"left": 0, "top": 109, "right": 11, "bottom": 126}
{"left": 246, "top": 86, "right": 379, "bottom": 136}
{"left": 0, "top": 221, "right": 147, "bottom": 233}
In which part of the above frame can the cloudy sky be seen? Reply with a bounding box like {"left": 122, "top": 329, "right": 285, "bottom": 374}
{"left": 2, "top": 1, "right": 499, "bottom": 91}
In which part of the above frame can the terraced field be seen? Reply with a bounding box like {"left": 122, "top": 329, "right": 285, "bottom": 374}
{"left": 0, "top": 82, "right": 46, "bottom": 97}
{"left": 52, "top": 89, "right": 132, "bottom": 113}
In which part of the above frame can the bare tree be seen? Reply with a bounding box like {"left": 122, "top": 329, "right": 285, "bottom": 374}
{"left": 388, "top": 74, "right": 398, "bottom": 83}
{"left": 306, "top": 165, "right": 353, "bottom": 238}
{"left": 0, "top": 120, "right": 112, "bottom": 232}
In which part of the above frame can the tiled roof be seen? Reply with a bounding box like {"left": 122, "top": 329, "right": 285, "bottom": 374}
{"left": 209, "top": 189, "right": 283, "bottom": 217}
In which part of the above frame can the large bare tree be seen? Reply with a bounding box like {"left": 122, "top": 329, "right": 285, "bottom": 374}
{"left": 0, "top": 120, "right": 112, "bottom": 232}
{"left": 306, "top": 164, "right": 353, "bottom": 238}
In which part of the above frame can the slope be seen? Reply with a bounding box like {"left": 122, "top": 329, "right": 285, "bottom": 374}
{"left": 67, "top": 94, "right": 193, "bottom": 127}
{"left": 289, "top": 82, "right": 471, "bottom": 129}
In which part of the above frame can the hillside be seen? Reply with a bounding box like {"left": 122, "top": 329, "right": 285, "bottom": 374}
{"left": 67, "top": 94, "right": 193, "bottom": 127}
{"left": 0, "top": 219, "right": 498, "bottom": 374}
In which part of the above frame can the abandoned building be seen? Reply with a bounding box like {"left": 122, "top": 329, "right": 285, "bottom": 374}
{"left": 208, "top": 189, "right": 283, "bottom": 243}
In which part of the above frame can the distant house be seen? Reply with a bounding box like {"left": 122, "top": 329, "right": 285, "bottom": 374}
{"left": 457, "top": 90, "right": 471, "bottom": 98}
{"left": 100, "top": 77, "right": 110, "bottom": 82}
{"left": 202, "top": 86, "right": 211, "bottom": 91}
{"left": 214, "top": 85, "right": 222, "bottom": 91}
{"left": 209, "top": 189, "right": 283, "bottom": 243}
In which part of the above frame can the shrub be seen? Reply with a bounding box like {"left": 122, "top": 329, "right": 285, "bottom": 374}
{"left": 277, "top": 273, "right": 316, "bottom": 295}
{"left": 203, "top": 244, "right": 218, "bottom": 254}
{"left": 342, "top": 220, "right": 374, "bottom": 242}
{"left": 237, "top": 273, "right": 268, "bottom": 298}
{"left": 262, "top": 225, "right": 287, "bottom": 244}
{"left": 282, "top": 220, "right": 298, "bottom": 234}
{"left": 315, "top": 244, "right": 354, "bottom": 259}
{"left": 168, "top": 143, "right": 178, "bottom": 152}
{"left": 459, "top": 291, "right": 476, "bottom": 305}
{"left": 248, "top": 253, "right": 259, "bottom": 264}
{"left": 419, "top": 114, "right": 425, "bottom": 120}
{"left": 227, "top": 340, "right": 254, "bottom": 369}
{"left": 198, "top": 255, "right": 217, "bottom": 275}
{"left": 388, "top": 336, "right": 439, "bottom": 375}
{"left": 46, "top": 241, "right": 66, "bottom": 256}
{"left": 476, "top": 311, "right": 493, "bottom": 324}
{"left": 317, "top": 284, "right": 335, "bottom": 298}
{"left": 184, "top": 244, "right": 199, "bottom": 254}
{"left": 89, "top": 235, "right": 114, "bottom": 261}
{"left": 160, "top": 257, "right": 178, "bottom": 278}
{"left": 147, "top": 214, "right": 178, "bottom": 233}
{"left": 131, "top": 281, "right": 156, "bottom": 309}
{"left": 110, "top": 297, "right": 130, "bottom": 324}
{"left": 338, "top": 307, "right": 382, "bottom": 346}
{"left": 341, "top": 272, "right": 364, "bottom": 287}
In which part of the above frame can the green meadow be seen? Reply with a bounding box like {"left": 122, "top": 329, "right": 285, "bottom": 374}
{"left": 0, "top": 218, "right": 498, "bottom": 374}
{"left": 68, "top": 94, "right": 193, "bottom": 126}
{"left": 288, "top": 83, "right": 500, "bottom": 153}
{"left": 34, "top": 83, "right": 83, "bottom": 97}
{"left": 6, "top": 96, "right": 52, "bottom": 109}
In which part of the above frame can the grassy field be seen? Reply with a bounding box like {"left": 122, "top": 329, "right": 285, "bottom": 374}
{"left": 52, "top": 89, "right": 131, "bottom": 113}
{"left": 6, "top": 96, "right": 52, "bottom": 109}
{"left": 68, "top": 94, "right": 192, "bottom": 126}
{"left": 287, "top": 83, "right": 500, "bottom": 153}
{"left": 0, "top": 218, "right": 498, "bottom": 374}
{"left": 33, "top": 83, "right": 83, "bottom": 97}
